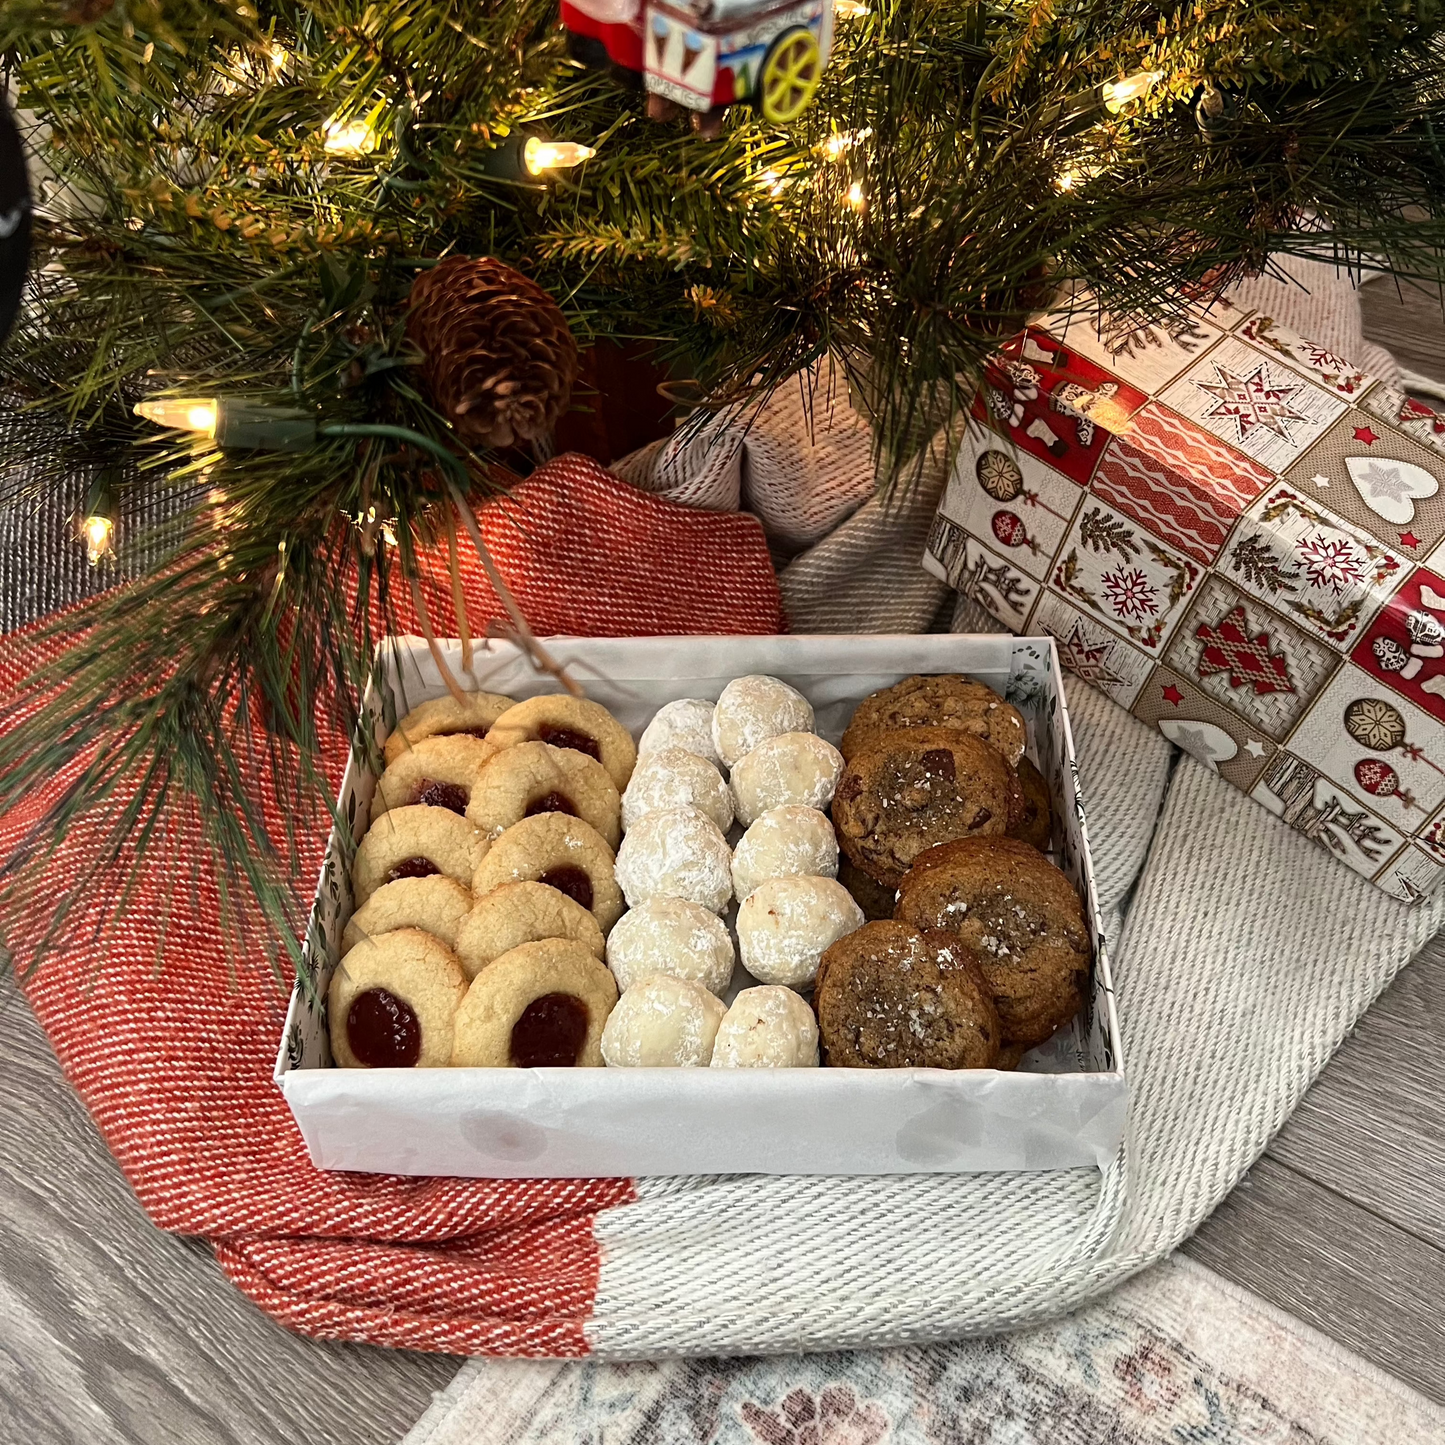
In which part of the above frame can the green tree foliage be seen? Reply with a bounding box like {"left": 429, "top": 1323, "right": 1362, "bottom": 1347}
{"left": 1, "top": 0, "right": 1443, "bottom": 970}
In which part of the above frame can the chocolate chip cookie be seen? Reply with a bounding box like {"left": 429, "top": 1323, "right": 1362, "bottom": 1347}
{"left": 1007, "top": 756, "right": 1053, "bottom": 851}
{"left": 831, "top": 727, "right": 1014, "bottom": 888}
{"left": 813, "top": 919, "right": 1000, "bottom": 1069}
{"left": 894, "top": 836, "right": 1089, "bottom": 1049}
{"left": 841, "top": 675, "right": 1027, "bottom": 766}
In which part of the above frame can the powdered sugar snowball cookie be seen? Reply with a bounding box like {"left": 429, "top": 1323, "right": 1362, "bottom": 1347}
{"left": 638, "top": 698, "right": 720, "bottom": 766}
{"left": 709, "top": 985, "right": 819, "bottom": 1068}
{"left": 621, "top": 748, "right": 733, "bottom": 833}
{"left": 613, "top": 806, "right": 733, "bottom": 913}
{"left": 736, "top": 875, "right": 865, "bottom": 990}
{"left": 731, "top": 805, "right": 838, "bottom": 899}
{"left": 600, "top": 974, "right": 727, "bottom": 1067}
{"left": 711, "top": 674, "right": 815, "bottom": 769}
{"left": 730, "top": 732, "right": 844, "bottom": 827}
{"left": 605, "top": 896, "right": 735, "bottom": 995}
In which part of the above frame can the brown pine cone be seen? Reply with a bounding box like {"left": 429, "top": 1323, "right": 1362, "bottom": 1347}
{"left": 406, "top": 256, "right": 578, "bottom": 449}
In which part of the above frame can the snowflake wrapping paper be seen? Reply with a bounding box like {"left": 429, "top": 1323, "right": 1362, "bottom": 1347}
{"left": 924, "top": 302, "right": 1445, "bottom": 903}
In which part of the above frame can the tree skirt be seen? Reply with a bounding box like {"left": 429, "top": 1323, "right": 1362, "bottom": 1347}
{"left": 403, "top": 1255, "right": 1445, "bottom": 1445}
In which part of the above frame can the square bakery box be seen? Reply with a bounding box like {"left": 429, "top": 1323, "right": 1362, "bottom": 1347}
{"left": 925, "top": 302, "right": 1445, "bottom": 903}
{"left": 274, "top": 633, "right": 1125, "bottom": 1178}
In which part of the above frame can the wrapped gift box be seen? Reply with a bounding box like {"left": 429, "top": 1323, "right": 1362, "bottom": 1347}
{"left": 274, "top": 633, "right": 1126, "bottom": 1178}
{"left": 924, "top": 301, "right": 1445, "bottom": 902}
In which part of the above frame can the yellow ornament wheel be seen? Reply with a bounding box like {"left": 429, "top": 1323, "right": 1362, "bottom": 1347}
{"left": 759, "top": 29, "right": 822, "bottom": 124}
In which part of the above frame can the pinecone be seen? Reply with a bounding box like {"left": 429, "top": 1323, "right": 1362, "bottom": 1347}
{"left": 406, "top": 256, "right": 578, "bottom": 450}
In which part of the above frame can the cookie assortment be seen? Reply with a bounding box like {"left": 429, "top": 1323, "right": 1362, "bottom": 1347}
{"left": 330, "top": 669, "right": 1089, "bottom": 1076}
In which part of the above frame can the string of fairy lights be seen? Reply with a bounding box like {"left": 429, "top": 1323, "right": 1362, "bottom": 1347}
{"left": 77, "top": 53, "right": 1168, "bottom": 562}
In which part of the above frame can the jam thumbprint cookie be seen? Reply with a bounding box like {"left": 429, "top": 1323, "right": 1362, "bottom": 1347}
{"left": 352, "top": 804, "right": 490, "bottom": 906}
{"left": 372, "top": 734, "right": 497, "bottom": 818}
{"left": 831, "top": 728, "right": 1014, "bottom": 889}
{"left": 341, "top": 874, "right": 473, "bottom": 953}
{"left": 471, "top": 812, "right": 625, "bottom": 933}
{"left": 450, "top": 938, "right": 618, "bottom": 1067}
{"left": 840, "top": 674, "right": 1027, "bottom": 767}
{"left": 384, "top": 690, "right": 517, "bottom": 767}
{"left": 329, "top": 928, "right": 469, "bottom": 1068}
{"left": 466, "top": 739, "right": 622, "bottom": 848}
{"left": 486, "top": 695, "right": 638, "bottom": 791}
{"left": 453, "top": 879, "right": 606, "bottom": 980}
{"left": 814, "top": 920, "right": 1000, "bottom": 1070}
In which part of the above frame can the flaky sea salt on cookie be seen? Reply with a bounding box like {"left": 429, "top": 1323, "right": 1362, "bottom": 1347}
{"left": 613, "top": 806, "right": 734, "bottom": 913}
{"left": 730, "top": 732, "right": 844, "bottom": 826}
{"left": 600, "top": 974, "right": 726, "bottom": 1067}
{"left": 709, "top": 985, "right": 819, "bottom": 1068}
{"left": 638, "top": 698, "right": 719, "bottom": 765}
{"left": 711, "top": 675, "right": 814, "bottom": 769}
{"left": 731, "top": 805, "right": 838, "bottom": 899}
{"left": 621, "top": 748, "right": 734, "bottom": 833}
{"left": 736, "top": 875, "right": 865, "bottom": 989}
{"left": 605, "top": 896, "right": 735, "bottom": 995}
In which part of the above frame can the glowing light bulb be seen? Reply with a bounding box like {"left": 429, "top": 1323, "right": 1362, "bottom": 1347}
{"left": 82, "top": 514, "right": 115, "bottom": 565}
{"left": 1054, "top": 170, "right": 1079, "bottom": 191}
{"left": 269, "top": 44, "right": 289, "bottom": 69}
{"left": 523, "top": 138, "right": 597, "bottom": 176}
{"left": 324, "top": 118, "right": 373, "bottom": 156}
{"left": 134, "top": 398, "right": 220, "bottom": 436}
{"left": 1101, "top": 70, "right": 1164, "bottom": 114}
{"left": 845, "top": 180, "right": 865, "bottom": 210}
{"left": 823, "top": 127, "right": 871, "bottom": 160}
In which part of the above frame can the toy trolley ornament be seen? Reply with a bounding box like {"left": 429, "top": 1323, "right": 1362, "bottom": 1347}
{"left": 563, "top": 0, "right": 834, "bottom": 130}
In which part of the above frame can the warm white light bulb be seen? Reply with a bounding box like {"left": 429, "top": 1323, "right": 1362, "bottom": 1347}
{"left": 845, "top": 180, "right": 865, "bottom": 209}
{"left": 1102, "top": 70, "right": 1164, "bottom": 114}
{"left": 82, "top": 514, "right": 114, "bottom": 565}
{"left": 324, "top": 118, "right": 373, "bottom": 156}
{"left": 134, "top": 398, "right": 219, "bottom": 436}
{"left": 524, "top": 138, "right": 597, "bottom": 176}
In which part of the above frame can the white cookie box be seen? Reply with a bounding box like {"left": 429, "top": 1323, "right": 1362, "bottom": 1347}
{"left": 274, "top": 634, "right": 1127, "bottom": 1178}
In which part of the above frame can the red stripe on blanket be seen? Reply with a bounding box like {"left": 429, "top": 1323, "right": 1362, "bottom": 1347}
{"left": 2, "top": 455, "right": 782, "bottom": 1352}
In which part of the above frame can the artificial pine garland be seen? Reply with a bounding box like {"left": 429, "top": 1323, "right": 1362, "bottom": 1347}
{"left": 2, "top": 0, "right": 1444, "bottom": 971}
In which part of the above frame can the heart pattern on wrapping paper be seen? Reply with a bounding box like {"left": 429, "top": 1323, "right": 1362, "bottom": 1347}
{"left": 1344, "top": 454, "right": 1439, "bottom": 524}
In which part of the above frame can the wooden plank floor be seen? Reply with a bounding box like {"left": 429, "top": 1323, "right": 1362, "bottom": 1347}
{"left": 1180, "top": 275, "right": 1445, "bottom": 1405}
{"left": 2, "top": 277, "right": 1444, "bottom": 1444}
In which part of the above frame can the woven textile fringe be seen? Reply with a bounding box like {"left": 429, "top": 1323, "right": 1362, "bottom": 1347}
{"left": 587, "top": 262, "right": 1442, "bottom": 1355}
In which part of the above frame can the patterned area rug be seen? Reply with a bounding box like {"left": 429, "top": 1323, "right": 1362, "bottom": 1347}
{"left": 402, "top": 1256, "right": 1444, "bottom": 1445}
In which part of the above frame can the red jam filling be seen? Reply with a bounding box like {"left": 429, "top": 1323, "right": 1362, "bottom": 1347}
{"left": 388, "top": 856, "right": 440, "bottom": 882}
{"left": 414, "top": 780, "right": 469, "bottom": 814}
{"left": 509, "top": 992, "right": 589, "bottom": 1067}
{"left": 537, "top": 865, "right": 594, "bottom": 911}
{"left": 525, "top": 790, "right": 577, "bottom": 818}
{"left": 347, "top": 987, "right": 421, "bottom": 1067}
{"left": 538, "top": 723, "right": 602, "bottom": 763}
